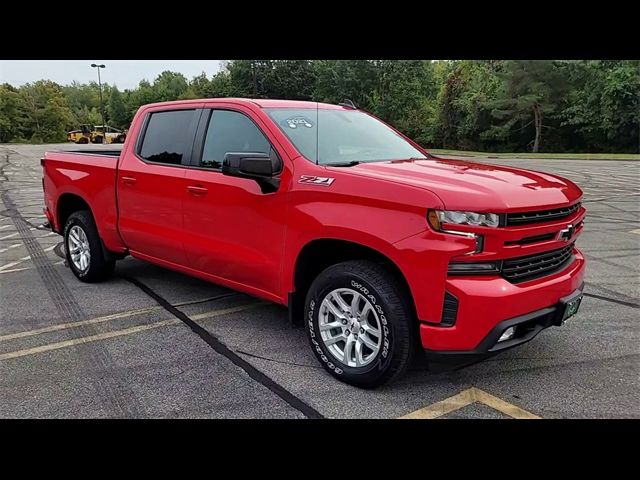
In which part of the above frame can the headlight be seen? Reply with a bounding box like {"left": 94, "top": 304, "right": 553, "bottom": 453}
{"left": 428, "top": 210, "right": 500, "bottom": 230}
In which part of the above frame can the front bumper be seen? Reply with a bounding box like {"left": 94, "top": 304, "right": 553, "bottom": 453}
{"left": 420, "top": 248, "right": 585, "bottom": 352}
{"left": 424, "top": 283, "right": 584, "bottom": 364}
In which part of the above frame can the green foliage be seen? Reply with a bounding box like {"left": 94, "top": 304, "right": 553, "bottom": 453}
{"left": 313, "top": 60, "right": 379, "bottom": 108}
{"left": 0, "top": 83, "right": 24, "bottom": 142}
{"left": 436, "top": 61, "right": 504, "bottom": 150}
{"left": 484, "top": 61, "right": 568, "bottom": 151}
{"left": 19, "top": 80, "right": 73, "bottom": 142}
{"left": 370, "top": 61, "right": 437, "bottom": 141}
{"left": 107, "top": 87, "right": 128, "bottom": 129}
{"left": 1, "top": 61, "right": 638, "bottom": 152}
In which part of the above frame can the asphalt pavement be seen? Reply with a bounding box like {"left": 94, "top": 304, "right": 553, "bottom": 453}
{"left": 0, "top": 143, "right": 638, "bottom": 418}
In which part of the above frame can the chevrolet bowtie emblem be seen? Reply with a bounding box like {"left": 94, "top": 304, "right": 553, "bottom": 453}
{"left": 557, "top": 224, "right": 575, "bottom": 241}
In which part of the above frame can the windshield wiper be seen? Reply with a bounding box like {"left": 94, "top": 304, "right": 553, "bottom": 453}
{"left": 325, "top": 161, "right": 361, "bottom": 167}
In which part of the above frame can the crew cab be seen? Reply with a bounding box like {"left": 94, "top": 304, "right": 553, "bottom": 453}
{"left": 42, "top": 99, "right": 586, "bottom": 387}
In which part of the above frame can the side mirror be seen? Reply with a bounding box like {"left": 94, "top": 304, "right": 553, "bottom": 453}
{"left": 222, "top": 150, "right": 282, "bottom": 193}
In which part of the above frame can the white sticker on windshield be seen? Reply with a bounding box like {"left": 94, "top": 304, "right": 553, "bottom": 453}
{"left": 284, "top": 117, "right": 314, "bottom": 129}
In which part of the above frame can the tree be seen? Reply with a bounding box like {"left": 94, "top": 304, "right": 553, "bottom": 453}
{"left": 487, "top": 60, "right": 567, "bottom": 152}
{"left": 63, "top": 81, "right": 101, "bottom": 128}
{"left": 73, "top": 106, "right": 102, "bottom": 127}
{"left": 225, "top": 60, "right": 271, "bottom": 97}
{"left": 600, "top": 61, "right": 640, "bottom": 152}
{"left": 107, "top": 87, "right": 128, "bottom": 129}
{"left": 313, "top": 60, "right": 379, "bottom": 109}
{"left": 370, "top": 60, "right": 438, "bottom": 144}
{"left": 0, "top": 60, "right": 637, "bottom": 151}
{"left": 153, "top": 71, "right": 189, "bottom": 101}
{"left": 188, "top": 72, "right": 212, "bottom": 98}
{"left": 437, "top": 66, "right": 465, "bottom": 149}
{"left": 261, "top": 60, "right": 315, "bottom": 100}
{"left": 0, "top": 83, "right": 25, "bottom": 142}
{"left": 19, "top": 80, "right": 73, "bottom": 142}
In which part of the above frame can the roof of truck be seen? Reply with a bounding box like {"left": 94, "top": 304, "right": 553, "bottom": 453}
{"left": 142, "top": 98, "right": 350, "bottom": 110}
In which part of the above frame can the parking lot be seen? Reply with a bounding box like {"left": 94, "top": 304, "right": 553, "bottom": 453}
{"left": 1, "top": 143, "right": 638, "bottom": 418}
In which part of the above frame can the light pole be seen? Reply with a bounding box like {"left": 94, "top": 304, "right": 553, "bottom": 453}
{"left": 91, "top": 63, "right": 106, "bottom": 144}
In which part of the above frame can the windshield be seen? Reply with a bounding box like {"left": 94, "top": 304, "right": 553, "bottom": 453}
{"left": 265, "top": 108, "right": 427, "bottom": 165}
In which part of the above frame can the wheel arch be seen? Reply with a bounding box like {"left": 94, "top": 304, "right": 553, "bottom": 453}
{"left": 289, "top": 238, "right": 417, "bottom": 326}
{"left": 57, "top": 192, "right": 93, "bottom": 232}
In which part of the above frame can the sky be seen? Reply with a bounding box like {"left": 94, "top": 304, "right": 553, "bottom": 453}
{"left": 0, "top": 60, "right": 223, "bottom": 89}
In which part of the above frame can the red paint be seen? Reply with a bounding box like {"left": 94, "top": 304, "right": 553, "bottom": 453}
{"left": 42, "top": 98, "right": 586, "bottom": 353}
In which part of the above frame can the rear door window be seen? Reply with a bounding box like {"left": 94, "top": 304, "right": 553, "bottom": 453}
{"left": 139, "top": 109, "right": 198, "bottom": 165}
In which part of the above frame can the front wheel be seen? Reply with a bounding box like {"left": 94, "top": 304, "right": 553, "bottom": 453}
{"left": 304, "top": 260, "right": 415, "bottom": 388}
{"left": 64, "top": 211, "right": 115, "bottom": 283}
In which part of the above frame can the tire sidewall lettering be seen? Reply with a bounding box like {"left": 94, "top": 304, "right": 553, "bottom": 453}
{"left": 65, "top": 220, "right": 89, "bottom": 278}
{"left": 307, "top": 275, "right": 392, "bottom": 377}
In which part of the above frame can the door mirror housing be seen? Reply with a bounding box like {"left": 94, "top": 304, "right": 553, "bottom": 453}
{"left": 222, "top": 150, "right": 281, "bottom": 193}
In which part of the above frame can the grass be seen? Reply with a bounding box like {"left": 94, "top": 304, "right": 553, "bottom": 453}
{"left": 428, "top": 149, "right": 639, "bottom": 161}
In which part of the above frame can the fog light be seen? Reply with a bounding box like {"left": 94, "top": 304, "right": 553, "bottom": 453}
{"left": 498, "top": 327, "right": 515, "bottom": 343}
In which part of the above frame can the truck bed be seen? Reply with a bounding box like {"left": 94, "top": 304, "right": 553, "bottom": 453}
{"left": 42, "top": 149, "right": 125, "bottom": 253}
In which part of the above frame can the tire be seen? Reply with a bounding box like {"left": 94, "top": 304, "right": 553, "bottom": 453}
{"left": 64, "top": 211, "right": 115, "bottom": 283}
{"left": 92, "top": 136, "right": 103, "bottom": 144}
{"left": 304, "top": 260, "right": 415, "bottom": 388}
{"left": 78, "top": 137, "right": 89, "bottom": 144}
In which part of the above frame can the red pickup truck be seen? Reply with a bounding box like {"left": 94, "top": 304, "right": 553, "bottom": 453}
{"left": 42, "top": 98, "right": 586, "bottom": 387}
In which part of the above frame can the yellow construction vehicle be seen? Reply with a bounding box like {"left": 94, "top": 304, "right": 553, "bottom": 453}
{"left": 67, "top": 125, "right": 127, "bottom": 144}
{"left": 67, "top": 124, "right": 92, "bottom": 144}
{"left": 92, "top": 125, "right": 127, "bottom": 144}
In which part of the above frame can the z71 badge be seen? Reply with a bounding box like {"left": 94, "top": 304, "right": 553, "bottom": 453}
{"left": 299, "top": 175, "right": 335, "bottom": 186}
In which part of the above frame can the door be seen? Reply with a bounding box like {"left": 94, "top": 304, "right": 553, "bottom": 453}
{"left": 182, "top": 108, "right": 289, "bottom": 297}
{"left": 117, "top": 107, "right": 201, "bottom": 266}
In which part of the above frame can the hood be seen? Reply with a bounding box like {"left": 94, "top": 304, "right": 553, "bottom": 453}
{"left": 344, "top": 157, "right": 582, "bottom": 211}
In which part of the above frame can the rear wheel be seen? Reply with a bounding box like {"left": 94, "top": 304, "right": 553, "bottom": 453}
{"left": 304, "top": 260, "right": 415, "bottom": 388}
{"left": 64, "top": 211, "right": 115, "bottom": 283}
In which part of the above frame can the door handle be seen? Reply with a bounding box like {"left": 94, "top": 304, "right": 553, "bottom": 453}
{"left": 187, "top": 185, "right": 208, "bottom": 195}
{"left": 121, "top": 176, "right": 137, "bottom": 186}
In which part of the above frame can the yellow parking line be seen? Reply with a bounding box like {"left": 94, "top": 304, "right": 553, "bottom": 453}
{"left": 191, "top": 303, "right": 264, "bottom": 320}
{"left": 0, "top": 306, "right": 162, "bottom": 342}
{"left": 0, "top": 300, "right": 262, "bottom": 342}
{"left": 0, "top": 320, "right": 179, "bottom": 360}
{"left": 400, "top": 387, "right": 540, "bottom": 419}
{"left": 401, "top": 389, "right": 476, "bottom": 419}
{"left": 472, "top": 388, "right": 540, "bottom": 419}
{"left": 0, "top": 303, "right": 262, "bottom": 361}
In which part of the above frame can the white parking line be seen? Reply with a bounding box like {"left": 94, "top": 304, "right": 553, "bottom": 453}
{"left": 0, "top": 243, "right": 21, "bottom": 254}
{"left": 0, "top": 266, "right": 30, "bottom": 274}
{"left": 0, "top": 303, "right": 262, "bottom": 361}
{"left": 0, "top": 245, "right": 56, "bottom": 272}
{"left": 0, "top": 227, "right": 36, "bottom": 241}
{"left": 0, "top": 225, "right": 12, "bottom": 231}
